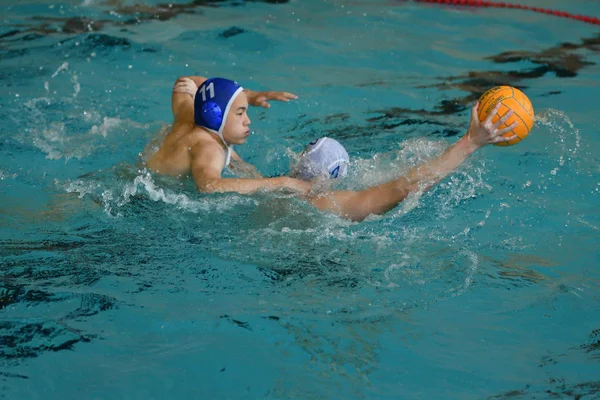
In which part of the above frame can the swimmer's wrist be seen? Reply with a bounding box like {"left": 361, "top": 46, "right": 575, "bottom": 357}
{"left": 459, "top": 134, "right": 480, "bottom": 154}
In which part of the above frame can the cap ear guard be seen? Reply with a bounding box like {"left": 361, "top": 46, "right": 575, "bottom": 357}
{"left": 329, "top": 164, "right": 344, "bottom": 179}
{"left": 201, "top": 101, "right": 223, "bottom": 130}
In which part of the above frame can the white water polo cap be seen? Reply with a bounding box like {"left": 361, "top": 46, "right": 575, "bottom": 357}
{"left": 290, "top": 137, "right": 349, "bottom": 180}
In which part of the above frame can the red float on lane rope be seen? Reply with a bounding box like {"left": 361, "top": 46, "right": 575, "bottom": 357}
{"left": 413, "top": 0, "right": 600, "bottom": 25}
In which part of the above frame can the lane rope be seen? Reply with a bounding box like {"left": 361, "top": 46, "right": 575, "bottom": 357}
{"left": 413, "top": 0, "right": 600, "bottom": 25}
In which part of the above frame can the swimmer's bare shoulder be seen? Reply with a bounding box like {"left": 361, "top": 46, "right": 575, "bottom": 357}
{"left": 188, "top": 138, "right": 228, "bottom": 189}
{"left": 146, "top": 123, "right": 217, "bottom": 176}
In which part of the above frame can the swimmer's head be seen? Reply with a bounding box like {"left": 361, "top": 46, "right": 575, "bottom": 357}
{"left": 290, "top": 137, "right": 349, "bottom": 181}
{"left": 194, "top": 78, "right": 251, "bottom": 146}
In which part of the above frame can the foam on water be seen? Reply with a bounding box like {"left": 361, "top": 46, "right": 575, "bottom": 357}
{"left": 20, "top": 93, "right": 149, "bottom": 161}
{"left": 63, "top": 168, "right": 258, "bottom": 217}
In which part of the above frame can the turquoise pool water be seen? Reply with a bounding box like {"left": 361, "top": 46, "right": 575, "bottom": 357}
{"left": 1, "top": 0, "right": 599, "bottom": 398}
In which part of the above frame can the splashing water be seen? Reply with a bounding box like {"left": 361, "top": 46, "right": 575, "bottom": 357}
{"left": 536, "top": 108, "right": 582, "bottom": 176}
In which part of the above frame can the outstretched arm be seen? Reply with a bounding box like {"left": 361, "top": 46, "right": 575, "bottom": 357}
{"left": 310, "top": 102, "right": 517, "bottom": 221}
{"left": 171, "top": 76, "right": 297, "bottom": 120}
{"left": 400, "top": 102, "right": 516, "bottom": 193}
{"left": 245, "top": 89, "right": 298, "bottom": 109}
{"left": 191, "top": 143, "right": 310, "bottom": 195}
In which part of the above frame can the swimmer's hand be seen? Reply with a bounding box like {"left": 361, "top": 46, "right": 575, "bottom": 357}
{"left": 281, "top": 177, "right": 312, "bottom": 195}
{"left": 466, "top": 102, "right": 518, "bottom": 151}
{"left": 245, "top": 89, "right": 298, "bottom": 109}
{"left": 173, "top": 77, "right": 198, "bottom": 99}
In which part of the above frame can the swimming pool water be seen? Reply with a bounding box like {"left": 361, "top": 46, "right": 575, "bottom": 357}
{"left": 1, "top": 0, "right": 599, "bottom": 398}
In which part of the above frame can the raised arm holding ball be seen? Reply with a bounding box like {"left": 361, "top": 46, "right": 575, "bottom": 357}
{"left": 300, "top": 100, "right": 524, "bottom": 221}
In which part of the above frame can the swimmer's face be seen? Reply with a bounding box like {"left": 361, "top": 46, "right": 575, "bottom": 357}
{"left": 222, "top": 92, "right": 251, "bottom": 145}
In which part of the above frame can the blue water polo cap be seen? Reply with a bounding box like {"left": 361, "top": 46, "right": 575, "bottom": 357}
{"left": 291, "top": 137, "right": 349, "bottom": 180}
{"left": 194, "top": 77, "right": 244, "bottom": 140}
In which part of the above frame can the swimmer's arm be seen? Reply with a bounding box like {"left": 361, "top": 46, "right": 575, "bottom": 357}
{"left": 191, "top": 146, "right": 309, "bottom": 194}
{"left": 195, "top": 171, "right": 311, "bottom": 195}
{"left": 310, "top": 103, "right": 518, "bottom": 222}
{"left": 171, "top": 76, "right": 207, "bottom": 123}
{"left": 187, "top": 76, "right": 208, "bottom": 87}
{"left": 401, "top": 102, "right": 517, "bottom": 193}
{"left": 309, "top": 139, "right": 477, "bottom": 222}
{"left": 244, "top": 89, "right": 298, "bottom": 109}
{"left": 309, "top": 182, "right": 413, "bottom": 222}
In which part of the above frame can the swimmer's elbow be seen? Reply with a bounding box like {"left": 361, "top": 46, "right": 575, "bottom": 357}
{"left": 197, "top": 186, "right": 216, "bottom": 194}
{"left": 195, "top": 179, "right": 221, "bottom": 194}
{"left": 174, "top": 76, "right": 208, "bottom": 88}
{"left": 188, "top": 76, "right": 208, "bottom": 87}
